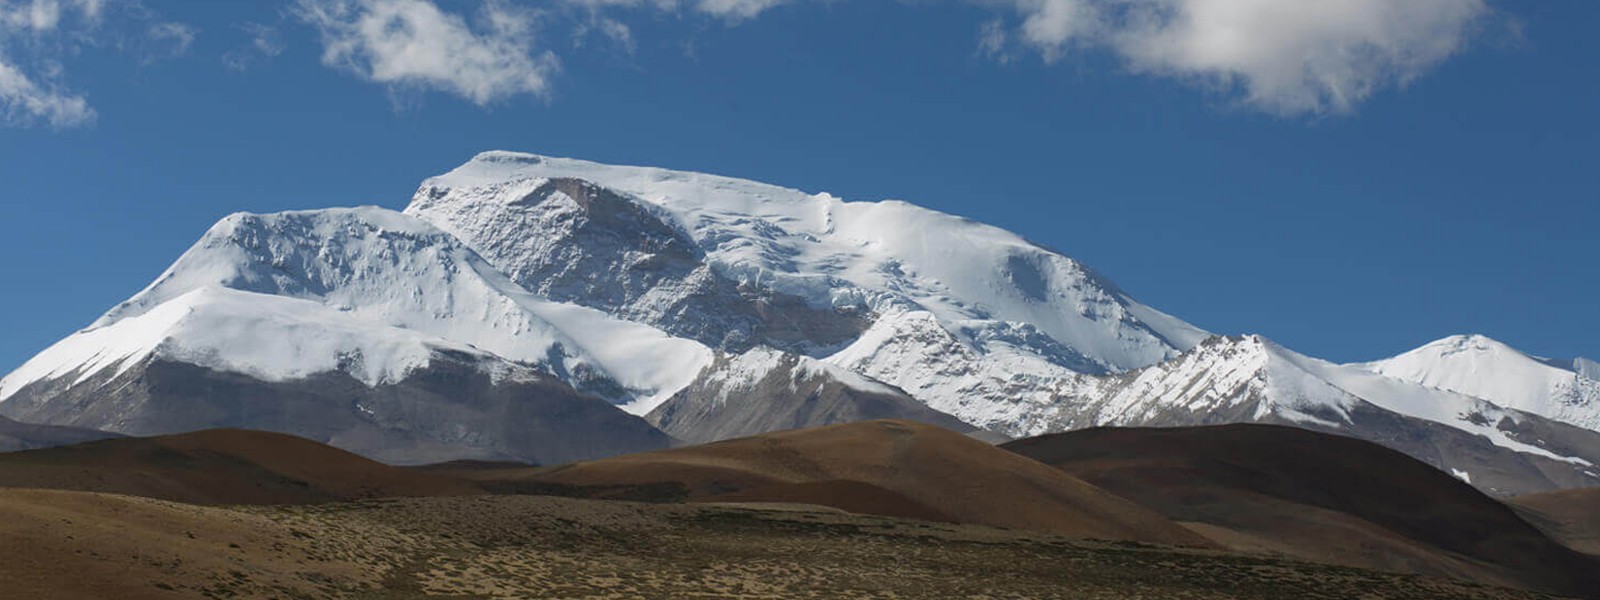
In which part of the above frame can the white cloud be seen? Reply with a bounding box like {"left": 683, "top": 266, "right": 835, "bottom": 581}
{"left": 993, "top": 0, "right": 1489, "bottom": 115}
{"left": 692, "top": 0, "right": 785, "bottom": 21}
{"left": 294, "top": 0, "right": 560, "bottom": 105}
{"left": 1012, "top": 0, "right": 1098, "bottom": 61}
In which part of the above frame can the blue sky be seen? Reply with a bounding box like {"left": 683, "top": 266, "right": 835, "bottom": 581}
{"left": 0, "top": 0, "right": 1595, "bottom": 372}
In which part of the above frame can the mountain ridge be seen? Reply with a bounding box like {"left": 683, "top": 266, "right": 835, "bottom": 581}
{"left": 1, "top": 151, "right": 1595, "bottom": 496}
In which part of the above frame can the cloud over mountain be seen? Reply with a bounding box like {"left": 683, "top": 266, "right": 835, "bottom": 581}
{"left": 294, "top": 0, "right": 559, "bottom": 105}
{"left": 282, "top": 0, "right": 1492, "bottom": 115}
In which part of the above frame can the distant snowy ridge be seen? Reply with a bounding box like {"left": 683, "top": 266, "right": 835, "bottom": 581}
{"left": 1355, "top": 334, "right": 1600, "bottom": 432}
{"left": 1041, "top": 334, "right": 1600, "bottom": 494}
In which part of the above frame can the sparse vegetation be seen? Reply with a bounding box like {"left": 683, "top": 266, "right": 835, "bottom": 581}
{"left": 0, "top": 488, "right": 1569, "bottom": 599}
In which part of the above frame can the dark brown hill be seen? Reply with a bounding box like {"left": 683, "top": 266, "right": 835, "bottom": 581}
{"left": 477, "top": 419, "right": 1211, "bottom": 545}
{"left": 1003, "top": 423, "right": 1600, "bottom": 598}
{"left": 1510, "top": 487, "right": 1600, "bottom": 555}
{"left": 0, "top": 428, "right": 480, "bottom": 504}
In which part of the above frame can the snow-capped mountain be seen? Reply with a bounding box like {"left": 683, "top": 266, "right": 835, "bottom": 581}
{"left": 1354, "top": 335, "right": 1600, "bottom": 432}
{"left": 1045, "top": 335, "right": 1600, "bottom": 494}
{"left": 2, "top": 151, "right": 1595, "bottom": 494}
{"left": 405, "top": 151, "right": 1210, "bottom": 426}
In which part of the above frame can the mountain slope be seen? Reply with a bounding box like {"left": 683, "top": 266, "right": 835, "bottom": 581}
{"left": 646, "top": 348, "right": 974, "bottom": 443}
{"left": 0, "top": 415, "right": 118, "bottom": 453}
{"left": 1004, "top": 424, "right": 1600, "bottom": 598}
{"left": 1509, "top": 488, "right": 1600, "bottom": 556}
{"left": 1, "top": 350, "right": 675, "bottom": 466}
{"left": 1356, "top": 334, "right": 1600, "bottom": 432}
{"left": 0, "top": 207, "right": 688, "bottom": 464}
{"left": 0, "top": 207, "right": 711, "bottom": 408}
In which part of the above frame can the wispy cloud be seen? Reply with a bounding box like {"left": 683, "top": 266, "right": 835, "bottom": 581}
{"left": 293, "top": 0, "right": 559, "bottom": 105}
{"left": 223, "top": 22, "right": 286, "bottom": 72}
{"left": 0, "top": 0, "right": 200, "bottom": 128}
{"left": 0, "top": 57, "right": 93, "bottom": 127}
{"left": 135, "top": 20, "right": 196, "bottom": 64}
{"left": 561, "top": 0, "right": 788, "bottom": 22}
{"left": 0, "top": 0, "right": 104, "bottom": 127}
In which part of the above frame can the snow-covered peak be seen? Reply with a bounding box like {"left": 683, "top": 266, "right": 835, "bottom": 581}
{"left": 426, "top": 151, "right": 822, "bottom": 223}
{"left": 1355, "top": 334, "right": 1600, "bottom": 431}
{"left": 410, "top": 151, "right": 1209, "bottom": 374}
{"left": 96, "top": 206, "right": 465, "bottom": 325}
{"left": 2, "top": 206, "right": 713, "bottom": 409}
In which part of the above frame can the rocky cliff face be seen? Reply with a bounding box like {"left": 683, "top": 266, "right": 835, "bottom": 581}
{"left": 648, "top": 349, "right": 973, "bottom": 444}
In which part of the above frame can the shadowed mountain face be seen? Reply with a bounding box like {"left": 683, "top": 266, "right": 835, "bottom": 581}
{"left": 0, "top": 356, "right": 674, "bottom": 466}
{"left": 0, "top": 415, "right": 118, "bottom": 453}
{"left": 412, "top": 177, "right": 870, "bottom": 355}
{"left": 1003, "top": 424, "right": 1600, "bottom": 598}
{"left": 0, "top": 428, "right": 481, "bottom": 505}
{"left": 472, "top": 419, "right": 1211, "bottom": 546}
{"left": 1510, "top": 487, "right": 1600, "bottom": 556}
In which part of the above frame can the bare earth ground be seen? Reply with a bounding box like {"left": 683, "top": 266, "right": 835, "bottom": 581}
{"left": 0, "top": 488, "right": 1572, "bottom": 600}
